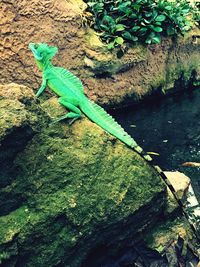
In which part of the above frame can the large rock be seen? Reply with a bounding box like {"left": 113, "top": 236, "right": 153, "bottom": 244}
{"left": 0, "top": 84, "right": 167, "bottom": 267}
{"left": 0, "top": 83, "right": 48, "bottom": 215}
{"left": 84, "top": 28, "right": 200, "bottom": 107}
{"left": 0, "top": 0, "right": 199, "bottom": 107}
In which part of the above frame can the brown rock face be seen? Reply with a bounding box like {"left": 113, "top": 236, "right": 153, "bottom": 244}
{"left": 0, "top": 0, "right": 86, "bottom": 90}
{"left": 1, "top": 0, "right": 200, "bottom": 108}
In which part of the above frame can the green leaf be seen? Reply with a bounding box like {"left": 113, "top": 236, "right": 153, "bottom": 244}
{"left": 183, "top": 25, "right": 191, "bottom": 31}
{"left": 122, "top": 31, "right": 133, "bottom": 40}
{"left": 115, "top": 24, "right": 126, "bottom": 32}
{"left": 152, "top": 35, "right": 161, "bottom": 43}
{"left": 143, "top": 19, "right": 151, "bottom": 24}
{"left": 100, "top": 24, "right": 109, "bottom": 31}
{"left": 138, "top": 27, "right": 148, "bottom": 35}
{"left": 107, "top": 42, "right": 115, "bottom": 50}
{"left": 155, "top": 21, "right": 162, "bottom": 26}
{"left": 102, "top": 15, "right": 115, "bottom": 26}
{"left": 148, "top": 31, "right": 156, "bottom": 38}
{"left": 132, "top": 26, "right": 140, "bottom": 32}
{"left": 166, "top": 27, "right": 176, "bottom": 36}
{"left": 132, "top": 4, "right": 140, "bottom": 12}
{"left": 115, "top": 37, "right": 124, "bottom": 45}
{"left": 129, "top": 13, "right": 137, "bottom": 19}
{"left": 122, "top": 31, "right": 138, "bottom": 42}
{"left": 118, "top": 1, "right": 131, "bottom": 13}
{"left": 153, "top": 26, "right": 163, "bottom": 32}
{"left": 86, "top": 0, "right": 196, "bottom": 48}
{"left": 193, "top": 81, "right": 200, "bottom": 86}
{"left": 165, "top": 6, "right": 172, "bottom": 11}
{"left": 182, "top": 9, "right": 190, "bottom": 14}
{"left": 145, "top": 38, "right": 152, "bottom": 44}
{"left": 91, "top": 3, "right": 104, "bottom": 13}
{"left": 132, "top": 36, "right": 138, "bottom": 42}
{"left": 155, "top": 14, "right": 166, "bottom": 22}
{"left": 145, "top": 12, "right": 153, "bottom": 17}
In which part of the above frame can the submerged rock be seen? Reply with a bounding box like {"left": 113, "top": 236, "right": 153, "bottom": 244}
{"left": 164, "top": 171, "right": 190, "bottom": 201}
{"left": 0, "top": 84, "right": 167, "bottom": 266}
{"left": 163, "top": 171, "right": 200, "bottom": 236}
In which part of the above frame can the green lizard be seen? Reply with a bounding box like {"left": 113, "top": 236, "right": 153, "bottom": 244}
{"left": 29, "top": 42, "right": 149, "bottom": 158}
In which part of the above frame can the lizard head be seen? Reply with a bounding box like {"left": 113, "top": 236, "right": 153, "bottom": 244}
{"left": 29, "top": 43, "right": 58, "bottom": 62}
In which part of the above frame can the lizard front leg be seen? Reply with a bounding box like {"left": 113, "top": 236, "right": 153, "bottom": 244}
{"left": 52, "top": 96, "right": 82, "bottom": 124}
{"left": 36, "top": 75, "right": 47, "bottom": 97}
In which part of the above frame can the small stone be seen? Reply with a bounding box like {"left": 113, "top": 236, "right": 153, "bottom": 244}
{"left": 164, "top": 171, "right": 190, "bottom": 201}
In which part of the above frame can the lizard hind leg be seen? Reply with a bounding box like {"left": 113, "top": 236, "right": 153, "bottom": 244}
{"left": 52, "top": 97, "right": 82, "bottom": 124}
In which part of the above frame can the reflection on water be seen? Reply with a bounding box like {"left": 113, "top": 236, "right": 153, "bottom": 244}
{"left": 111, "top": 89, "right": 200, "bottom": 201}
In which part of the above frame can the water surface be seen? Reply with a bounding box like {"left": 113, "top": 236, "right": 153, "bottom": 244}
{"left": 111, "top": 89, "right": 200, "bottom": 201}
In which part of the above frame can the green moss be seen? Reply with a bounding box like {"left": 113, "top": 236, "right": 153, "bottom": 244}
{"left": 0, "top": 96, "right": 166, "bottom": 266}
{"left": 84, "top": 29, "right": 147, "bottom": 75}
{"left": 164, "top": 190, "right": 180, "bottom": 216}
{"left": 162, "top": 29, "right": 200, "bottom": 93}
{"left": 0, "top": 121, "right": 166, "bottom": 266}
{"left": 144, "top": 217, "right": 194, "bottom": 252}
{"left": 165, "top": 61, "right": 199, "bottom": 91}
{"left": 0, "top": 206, "right": 29, "bottom": 244}
{"left": 85, "top": 29, "right": 105, "bottom": 49}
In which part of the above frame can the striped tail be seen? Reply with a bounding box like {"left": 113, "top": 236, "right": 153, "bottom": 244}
{"left": 80, "top": 98, "right": 142, "bottom": 152}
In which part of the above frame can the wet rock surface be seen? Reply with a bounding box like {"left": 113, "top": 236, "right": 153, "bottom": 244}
{"left": 164, "top": 171, "right": 190, "bottom": 201}
{"left": 0, "top": 83, "right": 166, "bottom": 267}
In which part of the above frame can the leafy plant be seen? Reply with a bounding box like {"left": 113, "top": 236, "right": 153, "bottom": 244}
{"left": 85, "top": 0, "right": 198, "bottom": 48}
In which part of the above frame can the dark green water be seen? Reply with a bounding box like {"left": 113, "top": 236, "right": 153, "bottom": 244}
{"left": 111, "top": 89, "right": 200, "bottom": 201}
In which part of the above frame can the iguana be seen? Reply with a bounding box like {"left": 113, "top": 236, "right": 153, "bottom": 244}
{"left": 28, "top": 42, "right": 150, "bottom": 159}
{"left": 29, "top": 43, "right": 199, "bottom": 238}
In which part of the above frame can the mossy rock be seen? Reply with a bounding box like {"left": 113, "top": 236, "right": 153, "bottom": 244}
{"left": 144, "top": 217, "right": 195, "bottom": 253}
{"left": 0, "top": 89, "right": 167, "bottom": 266}
{"left": 0, "top": 83, "right": 48, "bottom": 215}
{"left": 83, "top": 27, "right": 200, "bottom": 107}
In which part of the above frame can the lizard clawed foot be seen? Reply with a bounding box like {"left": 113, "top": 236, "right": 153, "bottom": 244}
{"left": 68, "top": 117, "right": 80, "bottom": 125}
{"left": 49, "top": 119, "right": 61, "bottom": 125}
{"left": 50, "top": 113, "right": 81, "bottom": 126}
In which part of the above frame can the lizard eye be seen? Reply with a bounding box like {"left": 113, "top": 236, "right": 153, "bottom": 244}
{"left": 34, "top": 44, "right": 39, "bottom": 49}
